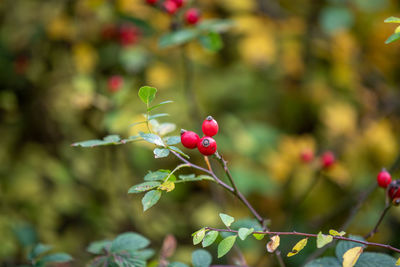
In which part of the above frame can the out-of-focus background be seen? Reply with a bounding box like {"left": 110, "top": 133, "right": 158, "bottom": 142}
{"left": 1, "top": 0, "right": 400, "bottom": 266}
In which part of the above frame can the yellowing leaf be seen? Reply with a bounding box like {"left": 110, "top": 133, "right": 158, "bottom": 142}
{"left": 192, "top": 228, "right": 206, "bottom": 245}
{"left": 287, "top": 238, "right": 308, "bottom": 257}
{"left": 329, "top": 230, "right": 346, "bottom": 237}
{"left": 396, "top": 257, "right": 400, "bottom": 266}
{"left": 342, "top": 246, "right": 363, "bottom": 267}
{"left": 158, "top": 181, "right": 175, "bottom": 192}
{"left": 266, "top": 235, "right": 280, "bottom": 253}
{"left": 317, "top": 232, "right": 333, "bottom": 248}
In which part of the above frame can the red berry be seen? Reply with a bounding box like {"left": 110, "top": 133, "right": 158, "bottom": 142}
{"left": 146, "top": 0, "right": 158, "bottom": 5}
{"left": 163, "top": 0, "right": 178, "bottom": 14}
{"left": 300, "top": 149, "right": 314, "bottom": 163}
{"left": 197, "top": 136, "right": 217, "bottom": 156}
{"left": 388, "top": 181, "right": 400, "bottom": 201}
{"left": 172, "top": 0, "right": 184, "bottom": 8}
{"left": 119, "top": 24, "right": 140, "bottom": 46}
{"left": 181, "top": 130, "right": 200, "bottom": 149}
{"left": 202, "top": 116, "right": 219, "bottom": 137}
{"left": 108, "top": 75, "right": 123, "bottom": 92}
{"left": 321, "top": 151, "right": 335, "bottom": 169}
{"left": 377, "top": 169, "right": 392, "bottom": 188}
{"left": 184, "top": 8, "right": 200, "bottom": 25}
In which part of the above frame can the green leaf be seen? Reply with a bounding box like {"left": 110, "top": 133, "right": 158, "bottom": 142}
{"left": 192, "top": 249, "right": 212, "bottom": 267}
{"left": 384, "top": 16, "right": 400, "bottom": 23}
{"left": 193, "top": 228, "right": 206, "bottom": 245}
{"left": 134, "top": 248, "right": 155, "bottom": 260}
{"left": 111, "top": 232, "right": 150, "bottom": 253}
{"left": 217, "top": 235, "right": 237, "bottom": 258}
{"left": 120, "top": 135, "right": 140, "bottom": 144}
{"left": 168, "top": 262, "right": 190, "bottom": 267}
{"left": 86, "top": 240, "right": 112, "bottom": 254}
{"left": 148, "top": 113, "right": 169, "bottom": 120}
{"left": 305, "top": 257, "right": 341, "bottom": 267}
{"left": 28, "top": 244, "right": 52, "bottom": 260}
{"left": 197, "top": 19, "right": 234, "bottom": 33}
{"left": 355, "top": 252, "right": 397, "bottom": 267}
{"left": 128, "top": 182, "right": 161, "bottom": 194}
{"left": 148, "top": 100, "right": 173, "bottom": 112}
{"left": 141, "top": 190, "right": 162, "bottom": 211}
{"left": 219, "top": 213, "right": 234, "bottom": 227}
{"left": 144, "top": 170, "right": 170, "bottom": 181}
{"left": 202, "top": 231, "right": 219, "bottom": 248}
{"left": 159, "top": 29, "right": 199, "bottom": 48}
{"left": 199, "top": 32, "right": 223, "bottom": 52}
{"left": 177, "top": 174, "right": 214, "bottom": 182}
{"left": 165, "top": 136, "right": 181, "bottom": 145}
{"left": 138, "top": 86, "right": 157, "bottom": 105}
{"left": 316, "top": 232, "right": 333, "bottom": 248}
{"left": 37, "top": 253, "right": 73, "bottom": 264}
{"left": 253, "top": 233, "right": 265, "bottom": 240}
{"left": 238, "top": 228, "right": 254, "bottom": 241}
{"left": 139, "top": 132, "right": 164, "bottom": 146}
{"left": 385, "top": 32, "right": 400, "bottom": 44}
{"left": 72, "top": 135, "right": 122, "bottom": 147}
{"left": 153, "top": 148, "right": 170, "bottom": 158}
{"left": 335, "top": 235, "right": 365, "bottom": 261}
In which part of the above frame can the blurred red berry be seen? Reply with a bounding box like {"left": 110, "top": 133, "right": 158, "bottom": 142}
{"left": 202, "top": 116, "right": 219, "bottom": 137}
{"left": 14, "top": 56, "right": 29, "bottom": 74}
{"left": 108, "top": 75, "right": 123, "bottom": 93}
{"left": 172, "top": 0, "right": 184, "bottom": 8}
{"left": 300, "top": 149, "right": 314, "bottom": 163}
{"left": 377, "top": 169, "right": 392, "bottom": 188}
{"left": 181, "top": 130, "right": 200, "bottom": 149}
{"left": 184, "top": 8, "right": 200, "bottom": 25}
{"left": 119, "top": 24, "right": 140, "bottom": 46}
{"left": 146, "top": 0, "right": 158, "bottom": 5}
{"left": 388, "top": 181, "right": 400, "bottom": 201}
{"left": 197, "top": 136, "right": 217, "bottom": 156}
{"left": 321, "top": 151, "right": 335, "bottom": 169}
{"left": 163, "top": 0, "right": 178, "bottom": 14}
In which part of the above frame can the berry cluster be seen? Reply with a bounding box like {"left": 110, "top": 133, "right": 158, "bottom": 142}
{"left": 101, "top": 23, "right": 141, "bottom": 46}
{"left": 146, "top": 0, "right": 201, "bottom": 25}
{"left": 181, "top": 116, "right": 218, "bottom": 156}
{"left": 300, "top": 149, "right": 336, "bottom": 169}
{"left": 376, "top": 169, "right": 400, "bottom": 204}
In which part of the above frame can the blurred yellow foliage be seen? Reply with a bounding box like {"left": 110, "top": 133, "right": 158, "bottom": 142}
{"left": 73, "top": 43, "right": 98, "bottom": 74}
{"left": 146, "top": 62, "right": 174, "bottom": 89}
{"left": 322, "top": 101, "right": 357, "bottom": 138}
{"left": 47, "top": 15, "right": 76, "bottom": 41}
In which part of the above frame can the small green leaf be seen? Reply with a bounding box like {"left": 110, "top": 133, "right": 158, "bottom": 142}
{"left": 238, "top": 228, "right": 254, "bottom": 241}
{"left": 217, "top": 235, "right": 237, "bottom": 258}
{"left": 148, "top": 113, "right": 170, "bottom": 120}
{"left": 177, "top": 174, "right": 214, "bottom": 182}
{"left": 37, "top": 253, "right": 73, "bottom": 264}
{"left": 253, "top": 233, "right": 265, "bottom": 240}
{"left": 219, "top": 213, "right": 234, "bottom": 227}
{"left": 142, "top": 190, "right": 162, "bottom": 211}
{"left": 192, "top": 249, "right": 212, "bottom": 267}
{"left": 86, "top": 240, "right": 112, "bottom": 254}
{"left": 139, "top": 132, "right": 164, "bottom": 146}
{"left": 305, "top": 257, "right": 341, "bottom": 267}
{"left": 28, "top": 243, "right": 52, "bottom": 260}
{"left": 385, "top": 32, "right": 400, "bottom": 44}
{"left": 316, "top": 232, "right": 333, "bottom": 248}
{"left": 154, "top": 148, "right": 170, "bottom": 158}
{"left": 197, "top": 19, "right": 234, "bottom": 33}
{"left": 202, "top": 231, "right": 219, "bottom": 247}
{"left": 120, "top": 135, "right": 140, "bottom": 144}
{"left": 199, "top": 32, "right": 223, "bottom": 52}
{"left": 165, "top": 136, "right": 180, "bottom": 145}
{"left": 169, "top": 146, "right": 190, "bottom": 159}
{"left": 144, "top": 170, "right": 170, "bottom": 181}
{"left": 72, "top": 135, "right": 122, "bottom": 147}
{"left": 159, "top": 29, "right": 199, "bottom": 48}
{"left": 193, "top": 228, "right": 206, "bottom": 245}
{"left": 384, "top": 16, "right": 400, "bottom": 23}
{"left": 148, "top": 100, "right": 173, "bottom": 112}
{"left": 128, "top": 182, "right": 161, "bottom": 194}
{"left": 138, "top": 86, "right": 157, "bottom": 105}
{"left": 168, "top": 262, "right": 190, "bottom": 267}
{"left": 355, "top": 252, "right": 397, "bottom": 267}
{"left": 111, "top": 232, "right": 150, "bottom": 253}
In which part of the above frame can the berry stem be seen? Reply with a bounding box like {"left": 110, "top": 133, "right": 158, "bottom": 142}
{"left": 204, "top": 227, "right": 400, "bottom": 254}
{"left": 364, "top": 204, "right": 392, "bottom": 240}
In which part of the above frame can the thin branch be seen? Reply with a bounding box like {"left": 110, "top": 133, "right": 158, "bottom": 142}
{"left": 204, "top": 227, "right": 400, "bottom": 254}
{"left": 364, "top": 204, "right": 392, "bottom": 239}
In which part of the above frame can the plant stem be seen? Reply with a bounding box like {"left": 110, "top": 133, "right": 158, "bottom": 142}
{"left": 364, "top": 204, "right": 392, "bottom": 239}
{"left": 204, "top": 227, "right": 400, "bottom": 254}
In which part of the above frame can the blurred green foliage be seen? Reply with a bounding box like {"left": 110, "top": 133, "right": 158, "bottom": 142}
{"left": 1, "top": 0, "right": 400, "bottom": 266}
